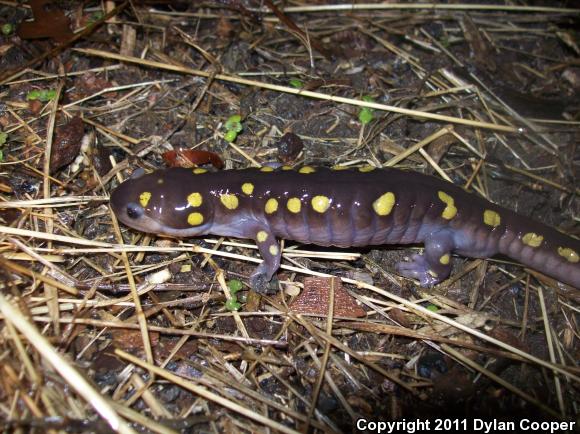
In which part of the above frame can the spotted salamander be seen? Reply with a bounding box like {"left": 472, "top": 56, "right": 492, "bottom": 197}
{"left": 110, "top": 166, "right": 580, "bottom": 291}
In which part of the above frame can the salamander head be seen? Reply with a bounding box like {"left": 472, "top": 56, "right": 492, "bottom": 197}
{"left": 110, "top": 168, "right": 213, "bottom": 237}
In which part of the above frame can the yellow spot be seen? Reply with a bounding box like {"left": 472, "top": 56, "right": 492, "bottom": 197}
{"left": 437, "top": 191, "right": 457, "bottom": 220}
{"left": 220, "top": 193, "right": 239, "bottom": 210}
{"left": 311, "top": 195, "right": 330, "bottom": 213}
{"left": 372, "top": 192, "right": 396, "bottom": 216}
{"left": 139, "top": 191, "right": 151, "bottom": 207}
{"left": 265, "top": 198, "right": 278, "bottom": 214}
{"left": 242, "top": 183, "right": 254, "bottom": 195}
{"left": 187, "top": 212, "right": 204, "bottom": 226}
{"left": 439, "top": 254, "right": 450, "bottom": 265}
{"left": 157, "top": 178, "right": 164, "bottom": 184}
{"left": 260, "top": 166, "right": 274, "bottom": 172}
{"left": 193, "top": 168, "right": 207, "bottom": 174}
{"left": 287, "top": 197, "right": 301, "bottom": 213}
{"left": 187, "top": 192, "right": 202, "bottom": 207}
{"left": 483, "top": 209, "right": 501, "bottom": 227}
{"left": 522, "top": 232, "right": 544, "bottom": 248}
{"left": 299, "top": 166, "right": 315, "bottom": 174}
{"left": 332, "top": 165, "right": 349, "bottom": 170}
{"left": 269, "top": 245, "right": 279, "bottom": 256}
{"left": 257, "top": 231, "right": 268, "bottom": 243}
{"left": 359, "top": 165, "right": 376, "bottom": 172}
{"left": 558, "top": 247, "right": 579, "bottom": 263}
{"left": 428, "top": 270, "right": 438, "bottom": 278}
{"left": 281, "top": 165, "right": 293, "bottom": 170}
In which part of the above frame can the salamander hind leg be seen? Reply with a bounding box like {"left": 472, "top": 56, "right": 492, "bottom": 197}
{"left": 249, "top": 229, "right": 282, "bottom": 294}
{"left": 396, "top": 230, "right": 455, "bottom": 287}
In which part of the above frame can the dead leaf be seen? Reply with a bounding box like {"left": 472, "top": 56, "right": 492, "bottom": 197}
{"left": 290, "top": 277, "right": 366, "bottom": 318}
{"left": 17, "top": 0, "right": 73, "bottom": 43}
{"left": 50, "top": 116, "right": 85, "bottom": 173}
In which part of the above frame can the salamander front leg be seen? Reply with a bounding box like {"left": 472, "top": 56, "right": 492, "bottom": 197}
{"left": 396, "top": 230, "right": 455, "bottom": 287}
{"left": 249, "top": 229, "right": 281, "bottom": 294}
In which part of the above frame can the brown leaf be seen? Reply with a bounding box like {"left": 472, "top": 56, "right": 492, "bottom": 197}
{"left": 290, "top": 277, "right": 366, "bottom": 318}
{"left": 111, "top": 329, "right": 160, "bottom": 350}
{"left": 461, "top": 15, "right": 496, "bottom": 73}
{"left": 17, "top": 0, "right": 74, "bottom": 43}
{"left": 389, "top": 307, "right": 411, "bottom": 328}
{"left": 162, "top": 149, "right": 224, "bottom": 169}
{"left": 50, "top": 116, "right": 84, "bottom": 173}
{"left": 276, "top": 132, "right": 304, "bottom": 164}
{"left": 28, "top": 99, "right": 43, "bottom": 115}
{"left": 90, "top": 141, "right": 112, "bottom": 177}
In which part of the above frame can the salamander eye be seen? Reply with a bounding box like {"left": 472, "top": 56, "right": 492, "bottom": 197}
{"left": 126, "top": 203, "right": 143, "bottom": 219}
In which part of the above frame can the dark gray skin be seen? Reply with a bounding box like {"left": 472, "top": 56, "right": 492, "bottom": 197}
{"left": 110, "top": 166, "right": 580, "bottom": 292}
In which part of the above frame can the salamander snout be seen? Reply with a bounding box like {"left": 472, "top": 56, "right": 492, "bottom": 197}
{"left": 110, "top": 181, "right": 148, "bottom": 230}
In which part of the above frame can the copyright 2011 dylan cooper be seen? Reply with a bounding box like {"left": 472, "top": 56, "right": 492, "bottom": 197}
{"left": 355, "top": 418, "right": 577, "bottom": 433}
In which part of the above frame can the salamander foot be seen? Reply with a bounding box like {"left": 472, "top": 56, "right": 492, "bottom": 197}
{"left": 396, "top": 254, "right": 445, "bottom": 287}
{"left": 249, "top": 272, "right": 280, "bottom": 294}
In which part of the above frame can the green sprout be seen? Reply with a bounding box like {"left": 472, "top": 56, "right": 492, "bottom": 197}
{"left": 224, "top": 130, "right": 238, "bottom": 143}
{"left": 224, "top": 115, "right": 243, "bottom": 142}
{"left": 225, "top": 114, "right": 243, "bottom": 133}
{"left": 26, "top": 89, "right": 57, "bottom": 102}
{"left": 289, "top": 78, "right": 303, "bottom": 88}
{"left": 1, "top": 23, "right": 14, "bottom": 36}
{"left": 358, "top": 95, "right": 375, "bottom": 125}
{"left": 227, "top": 279, "right": 243, "bottom": 294}
{"left": 426, "top": 304, "right": 439, "bottom": 312}
{"left": 225, "top": 298, "right": 241, "bottom": 311}
{"left": 224, "top": 279, "right": 245, "bottom": 310}
{"left": 26, "top": 90, "right": 40, "bottom": 101}
{"left": 41, "top": 89, "right": 57, "bottom": 101}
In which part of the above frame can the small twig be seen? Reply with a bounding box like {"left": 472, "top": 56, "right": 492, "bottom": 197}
{"left": 74, "top": 48, "right": 518, "bottom": 133}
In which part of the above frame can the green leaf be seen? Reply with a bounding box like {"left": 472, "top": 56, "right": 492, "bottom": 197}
{"left": 227, "top": 279, "right": 243, "bottom": 294}
{"left": 38, "top": 90, "right": 49, "bottom": 101}
{"left": 0, "top": 132, "right": 7, "bottom": 146}
{"left": 37, "top": 89, "right": 56, "bottom": 102}
{"left": 358, "top": 108, "right": 373, "bottom": 125}
{"left": 225, "top": 115, "right": 242, "bottom": 133}
{"left": 1, "top": 23, "right": 13, "bottom": 35}
{"left": 225, "top": 298, "right": 242, "bottom": 311}
{"left": 358, "top": 95, "right": 375, "bottom": 124}
{"left": 27, "top": 90, "right": 40, "bottom": 100}
{"left": 426, "top": 304, "right": 439, "bottom": 312}
{"left": 224, "top": 130, "right": 238, "bottom": 143}
{"left": 289, "top": 78, "right": 303, "bottom": 88}
{"left": 45, "top": 89, "right": 57, "bottom": 100}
